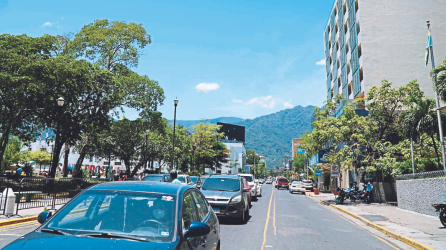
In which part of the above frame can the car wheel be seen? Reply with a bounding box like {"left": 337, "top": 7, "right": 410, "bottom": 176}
{"left": 216, "top": 241, "right": 220, "bottom": 250}
{"left": 252, "top": 196, "right": 258, "bottom": 201}
{"left": 259, "top": 191, "right": 262, "bottom": 197}
{"left": 239, "top": 208, "right": 246, "bottom": 224}
{"left": 245, "top": 207, "right": 249, "bottom": 222}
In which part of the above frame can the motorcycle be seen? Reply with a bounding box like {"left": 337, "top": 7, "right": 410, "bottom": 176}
{"left": 432, "top": 203, "right": 446, "bottom": 227}
{"left": 349, "top": 184, "right": 369, "bottom": 203}
{"left": 335, "top": 187, "right": 346, "bottom": 204}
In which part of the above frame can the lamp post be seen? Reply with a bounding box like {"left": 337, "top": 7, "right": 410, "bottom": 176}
{"left": 192, "top": 142, "right": 197, "bottom": 172}
{"left": 145, "top": 130, "right": 149, "bottom": 170}
{"left": 215, "top": 131, "right": 219, "bottom": 172}
{"left": 171, "top": 98, "right": 178, "bottom": 169}
{"left": 46, "top": 137, "right": 54, "bottom": 175}
{"left": 50, "top": 97, "right": 64, "bottom": 177}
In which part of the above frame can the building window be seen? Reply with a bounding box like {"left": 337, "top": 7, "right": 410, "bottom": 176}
{"left": 115, "top": 162, "right": 121, "bottom": 165}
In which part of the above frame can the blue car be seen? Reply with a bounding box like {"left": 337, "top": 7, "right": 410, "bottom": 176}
{"left": 4, "top": 182, "right": 220, "bottom": 250}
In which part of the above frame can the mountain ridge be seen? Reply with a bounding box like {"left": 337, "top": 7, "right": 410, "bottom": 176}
{"left": 170, "top": 105, "right": 316, "bottom": 169}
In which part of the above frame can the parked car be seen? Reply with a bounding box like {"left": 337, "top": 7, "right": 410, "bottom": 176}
{"left": 302, "top": 180, "right": 314, "bottom": 192}
{"left": 142, "top": 174, "right": 171, "bottom": 182}
{"left": 177, "top": 174, "right": 195, "bottom": 186}
{"left": 254, "top": 179, "right": 262, "bottom": 197}
{"left": 265, "top": 178, "right": 272, "bottom": 184}
{"left": 190, "top": 176, "right": 202, "bottom": 187}
{"left": 289, "top": 181, "right": 305, "bottom": 194}
{"left": 200, "top": 175, "right": 250, "bottom": 223}
{"left": 5, "top": 181, "right": 220, "bottom": 250}
{"left": 242, "top": 177, "right": 252, "bottom": 206}
{"left": 259, "top": 178, "right": 265, "bottom": 184}
{"left": 238, "top": 173, "right": 259, "bottom": 200}
{"left": 276, "top": 177, "right": 289, "bottom": 190}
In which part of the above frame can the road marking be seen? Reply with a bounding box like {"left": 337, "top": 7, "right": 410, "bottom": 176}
{"left": 273, "top": 195, "right": 276, "bottom": 236}
{"left": 374, "top": 235, "right": 400, "bottom": 250}
{"left": 261, "top": 185, "right": 274, "bottom": 250}
{"left": 0, "top": 234, "right": 23, "bottom": 236}
{"left": 0, "top": 222, "right": 39, "bottom": 232}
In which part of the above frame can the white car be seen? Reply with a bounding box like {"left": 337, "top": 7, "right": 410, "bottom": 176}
{"left": 238, "top": 174, "right": 259, "bottom": 200}
{"left": 255, "top": 179, "right": 262, "bottom": 197}
{"left": 265, "top": 179, "right": 272, "bottom": 184}
{"left": 289, "top": 181, "right": 305, "bottom": 194}
{"left": 302, "top": 180, "right": 314, "bottom": 192}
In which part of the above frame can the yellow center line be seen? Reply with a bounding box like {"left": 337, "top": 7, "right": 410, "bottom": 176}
{"left": 273, "top": 195, "right": 276, "bottom": 236}
{"left": 261, "top": 185, "right": 274, "bottom": 250}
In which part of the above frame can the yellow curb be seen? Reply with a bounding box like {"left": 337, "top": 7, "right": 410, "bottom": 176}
{"left": 320, "top": 201, "right": 434, "bottom": 250}
{"left": 0, "top": 216, "right": 38, "bottom": 229}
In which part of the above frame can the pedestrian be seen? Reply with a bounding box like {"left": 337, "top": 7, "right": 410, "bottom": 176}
{"left": 366, "top": 181, "right": 374, "bottom": 204}
{"left": 170, "top": 170, "right": 181, "bottom": 184}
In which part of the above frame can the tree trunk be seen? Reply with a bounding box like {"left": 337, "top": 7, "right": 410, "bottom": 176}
{"left": 0, "top": 126, "right": 12, "bottom": 171}
{"left": 431, "top": 134, "right": 441, "bottom": 168}
{"left": 63, "top": 144, "right": 69, "bottom": 177}
{"left": 72, "top": 137, "right": 89, "bottom": 178}
{"left": 49, "top": 140, "right": 64, "bottom": 178}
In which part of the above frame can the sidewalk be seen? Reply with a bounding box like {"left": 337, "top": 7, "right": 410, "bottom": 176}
{"left": 308, "top": 193, "right": 446, "bottom": 250}
{"left": 0, "top": 204, "right": 64, "bottom": 222}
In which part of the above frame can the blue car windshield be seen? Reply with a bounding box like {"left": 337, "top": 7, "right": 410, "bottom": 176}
{"left": 202, "top": 178, "right": 240, "bottom": 191}
{"left": 42, "top": 190, "right": 176, "bottom": 242}
{"left": 143, "top": 175, "right": 165, "bottom": 182}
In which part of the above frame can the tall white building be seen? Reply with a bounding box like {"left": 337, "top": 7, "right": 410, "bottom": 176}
{"left": 324, "top": 0, "right": 446, "bottom": 104}
{"left": 209, "top": 142, "right": 246, "bottom": 175}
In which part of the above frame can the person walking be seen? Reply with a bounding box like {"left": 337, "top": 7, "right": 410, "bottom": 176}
{"left": 170, "top": 170, "right": 181, "bottom": 184}
{"left": 365, "top": 181, "right": 374, "bottom": 204}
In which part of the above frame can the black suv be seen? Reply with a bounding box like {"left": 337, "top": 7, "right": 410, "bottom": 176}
{"left": 200, "top": 175, "right": 250, "bottom": 223}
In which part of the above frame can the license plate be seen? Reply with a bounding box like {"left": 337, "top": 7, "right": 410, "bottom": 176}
{"left": 213, "top": 208, "right": 220, "bottom": 213}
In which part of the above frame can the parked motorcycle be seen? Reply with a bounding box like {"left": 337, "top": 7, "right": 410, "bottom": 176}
{"left": 335, "top": 187, "right": 346, "bottom": 204}
{"left": 432, "top": 203, "right": 446, "bottom": 227}
{"left": 349, "top": 184, "right": 369, "bottom": 203}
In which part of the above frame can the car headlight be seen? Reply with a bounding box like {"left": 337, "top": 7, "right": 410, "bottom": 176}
{"left": 230, "top": 195, "right": 242, "bottom": 203}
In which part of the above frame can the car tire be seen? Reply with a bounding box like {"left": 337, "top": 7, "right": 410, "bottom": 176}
{"left": 245, "top": 207, "right": 249, "bottom": 222}
{"left": 259, "top": 191, "right": 262, "bottom": 197}
{"left": 216, "top": 241, "right": 220, "bottom": 250}
{"left": 252, "top": 196, "right": 258, "bottom": 201}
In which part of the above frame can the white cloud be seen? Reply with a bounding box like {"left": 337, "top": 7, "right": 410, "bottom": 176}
{"left": 283, "top": 101, "right": 294, "bottom": 109}
{"left": 315, "top": 59, "right": 325, "bottom": 66}
{"left": 195, "top": 83, "right": 220, "bottom": 92}
{"left": 42, "top": 22, "right": 53, "bottom": 27}
{"left": 246, "top": 95, "right": 275, "bottom": 108}
{"left": 232, "top": 99, "right": 243, "bottom": 104}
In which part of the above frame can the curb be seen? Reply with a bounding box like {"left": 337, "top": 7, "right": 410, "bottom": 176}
{"left": 0, "top": 216, "right": 38, "bottom": 229}
{"left": 319, "top": 200, "right": 434, "bottom": 250}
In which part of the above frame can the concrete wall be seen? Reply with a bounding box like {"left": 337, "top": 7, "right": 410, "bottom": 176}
{"left": 360, "top": 0, "right": 446, "bottom": 99}
{"left": 396, "top": 178, "right": 446, "bottom": 216}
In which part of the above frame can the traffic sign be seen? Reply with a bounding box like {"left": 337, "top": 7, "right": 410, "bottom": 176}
{"left": 315, "top": 170, "right": 322, "bottom": 176}
{"left": 331, "top": 165, "right": 340, "bottom": 177}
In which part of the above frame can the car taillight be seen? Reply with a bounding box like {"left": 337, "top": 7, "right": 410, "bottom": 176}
{"left": 433, "top": 204, "right": 440, "bottom": 209}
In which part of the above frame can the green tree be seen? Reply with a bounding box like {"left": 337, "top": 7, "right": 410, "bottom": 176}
{"left": 191, "top": 122, "right": 224, "bottom": 174}
{"left": 29, "top": 150, "right": 51, "bottom": 173}
{"left": 1, "top": 137, "right": 29, "bottom": 171}
{"left": 246, "top": 149, "right": 260, "bottom": 165}
{"left": 293, "top": 154, "right": 305, "bottom": 173}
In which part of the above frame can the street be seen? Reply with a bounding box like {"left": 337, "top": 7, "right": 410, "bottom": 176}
{"left": 0, "top": 184, "right": 411, "bottom": 249}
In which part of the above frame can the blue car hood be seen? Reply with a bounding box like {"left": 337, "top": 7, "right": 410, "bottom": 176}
{"left": 4, "top": 232, "right": 174, "bottom": 250}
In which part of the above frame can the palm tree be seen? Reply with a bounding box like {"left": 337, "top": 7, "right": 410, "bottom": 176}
{"left": 432, "top": 59, "right": 446, "bottom": 101}
{"left": 402, "top": 98, "right": 440, "bottom": 167}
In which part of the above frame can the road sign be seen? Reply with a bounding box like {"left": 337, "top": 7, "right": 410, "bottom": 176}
{"left": 331, "top": 165, "right": 340, "bottom": 177}
{"left": 315, "top": 170, "right": 322, "bottom": 176}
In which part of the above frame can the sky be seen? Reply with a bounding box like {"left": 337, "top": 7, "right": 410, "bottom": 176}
{"left": 0, "top": 0, "right": 333, "bottom": 120}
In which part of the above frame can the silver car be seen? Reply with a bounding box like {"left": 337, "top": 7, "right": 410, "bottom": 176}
{"left": 200, "top": 175, "right": 250, "bottom": 224}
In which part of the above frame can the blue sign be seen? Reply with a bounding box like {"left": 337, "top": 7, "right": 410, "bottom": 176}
{"left": 315, "top": 170, "right": 322, "bottom": 176}
{"left": 297, "top": 147, "right": 306, "bottom": 154}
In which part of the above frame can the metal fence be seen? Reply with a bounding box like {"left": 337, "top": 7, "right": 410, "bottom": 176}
{"left": 395, "top": 170, "right": 446, "bottom": 180}
{"left": 0, "top": 177, "right": 117, "bottom": 215}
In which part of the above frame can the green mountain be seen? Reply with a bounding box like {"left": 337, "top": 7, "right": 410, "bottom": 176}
{"left": 170, "top": 105, "right": 315, "bottom": 169}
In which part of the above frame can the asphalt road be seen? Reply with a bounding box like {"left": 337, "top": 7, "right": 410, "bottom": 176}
{"left": 0, "top": 184, "right": 403, "bottom": 249}
{"left": 219, "top": 183, "right": 401, "bottom": 250}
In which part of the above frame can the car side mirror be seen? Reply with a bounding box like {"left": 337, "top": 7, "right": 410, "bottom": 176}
{"left": 243, "top": 188, "right": 250, "bottom": 192}
{"left": 37, "top": 211, "right": 52, "bottom": 224}
{"left": 184, "top": 222, "right": 210, "bottom": 238}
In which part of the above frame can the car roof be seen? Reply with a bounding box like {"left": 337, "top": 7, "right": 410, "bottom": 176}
{"left": 89, "top": 181, "right": 192, "bottom": 195}
{"left": 208, "top": 174, "right": 240, "bottom": 179}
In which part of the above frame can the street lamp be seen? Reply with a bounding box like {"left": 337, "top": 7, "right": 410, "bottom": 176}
{"left": 192, "top": 142, "right": 197, "bottom": 172}
{"left": 145, "top": 130, "right": 149, "bottom": 170}
{"left": 215, "top": 131, "right": 219, "bottom": 172}
{"left": 50, "top": 97, "right": 64, "bottom": 177}
{"left": 172, "top": 98, "right": 178, "bottom": 169}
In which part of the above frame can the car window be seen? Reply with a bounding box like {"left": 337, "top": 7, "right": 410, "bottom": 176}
{"left": 202, "top": 178, "right": 240, "bottom": 191}
{"left": 292, "top": 181, "right": 302, "bottom": 185}
{"left": 240, "top": 175, "right": 253, "bottom": 182}
{"left": 182, "top": 192, "right": 200, "bottom": 233}
{"left": 143, "top": 175, "right": 164, "bottom": 182}
{"left": 190, "top": 176, "right": 198, "bottom": 184}
{"left": 303, "top": 180, "right": 312, "bottom": 184}
{"left": 177, "top": 176, "right": 186, "bottom": 183}
{"left": 44, "top": 190, "right": 176, "bottom": 242}
{"left": 191, "top": 191, "right": 209, "bottom": 221}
